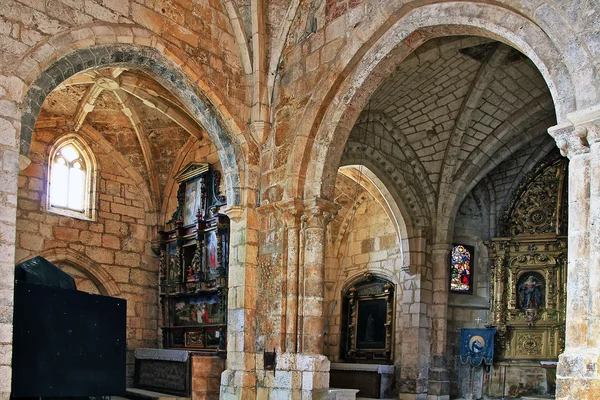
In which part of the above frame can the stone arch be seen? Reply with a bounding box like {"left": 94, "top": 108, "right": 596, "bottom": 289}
{"left": 17, "top": 248, "right": 121, "bottom": 297}
{"left": 293, "top": 1, "right": 587, "bottom": 215}
{"left": 17, "top": 29, "right": 248, "bottom": 207}
{"left": 339, "top": 154, "right": 427, "bottom": 274}
{"left": 341, "top": 145, "right": 429, "bottom": 231}
{"left": 353, "top": 111, "right": 437, "bottom": 216}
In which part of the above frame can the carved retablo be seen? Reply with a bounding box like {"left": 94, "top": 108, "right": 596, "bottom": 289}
{"left": 487, "top": 152, "right": 568, "bottom": 362}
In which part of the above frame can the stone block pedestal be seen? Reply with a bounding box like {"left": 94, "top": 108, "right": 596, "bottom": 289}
{"left": 556, "top": 349, "right": 600, "bottom": 399}
{"left": 191, "top": 355, "right": 225, "bottom": 400}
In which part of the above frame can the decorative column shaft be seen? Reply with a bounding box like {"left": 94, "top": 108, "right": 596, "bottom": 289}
{"left": 549, "top": 104, "right": 600, "bottom": 399}
{"left": 552, "top": 122, "right": 590, "bottom": 347}
{"left": 276, "top": 200, "right": 303, "bottom": 353}
{"left": 586, "top": 122, "right": 600, "bottom": 348}
{"left": 300, "top": 198, "right": 338, "bottom": 354}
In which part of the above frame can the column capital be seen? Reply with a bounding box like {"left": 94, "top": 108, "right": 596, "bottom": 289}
{"left": 549, "top": 104, "right": 600, "bottom": 158}
{"left": 549, "top": 123, "right": 589, "bottom": 158}
{"left": 430, "top": 243, "right": 452, "bottom": 254}
{"left": 221, "top": 205, "right": 244, "bottom": 222}
{"left": 274, "top": 198, "right": 304, "bottom": 227}
{"left": 302, "top": 197, "right": 340, "bottom": 229}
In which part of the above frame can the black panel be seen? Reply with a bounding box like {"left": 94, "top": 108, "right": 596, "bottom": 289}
{"left": 15, "top": 256, "right": 76, "bottom": 290}
{"left": 12, "top": 281, "right": 126, "bottom": 397}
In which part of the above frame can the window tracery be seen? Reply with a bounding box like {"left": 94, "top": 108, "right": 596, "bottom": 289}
{"left": 47, "top": 136, "right": 96, "bottom": 220}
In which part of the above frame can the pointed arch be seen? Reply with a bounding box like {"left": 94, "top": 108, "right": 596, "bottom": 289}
{"left": 18, "top": 33, "right": 248, "bottom": 208}
{"left": 46, "top": 134, "right": 97, "bottom": 221}
{"left": 17, "top": 248, "right": 121, "bottom": 297}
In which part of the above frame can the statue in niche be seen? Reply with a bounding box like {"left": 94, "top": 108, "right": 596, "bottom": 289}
{"left": 519, "top": 275, "right": 543, "bottom": 310}
{"left": 364, "top": 312, "right": 375, "bottom": 342}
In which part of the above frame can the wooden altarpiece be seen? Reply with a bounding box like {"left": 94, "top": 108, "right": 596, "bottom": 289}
{"left": 486, "top": 154, "right": 568, "bottom": 362}
{"left": 157, "top": 163, "right": 229, "bottom": 354}
{"left": 340, "top": 274, "right": 394, "bottom": 364}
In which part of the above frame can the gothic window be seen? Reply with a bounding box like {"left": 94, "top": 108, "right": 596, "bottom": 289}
{"left": 47, "top": 137, "right": 96, "bottom": 220}
{"left": 450, "top": 244, "right": 474, "bottom": 294}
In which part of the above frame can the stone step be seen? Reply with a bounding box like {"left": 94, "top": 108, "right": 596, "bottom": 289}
{"left": 125, "top": 387, "right": 191, "bottom": 400}
{"left": 329, "top": 388, "right": 359, "bottom": 400}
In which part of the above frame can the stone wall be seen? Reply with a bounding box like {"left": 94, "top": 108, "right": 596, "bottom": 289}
{"left": 16, "top": 121, "right": 158, "bottom": 382}
{"left": 324, "top": 192, "right": 403, "bottom": 363}
{"left": 0, "top": 0, "right": 598, "bottom": 398}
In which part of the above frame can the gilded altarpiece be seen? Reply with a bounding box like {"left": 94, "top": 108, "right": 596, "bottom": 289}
{"left": 487, "top": 154, "right": 568, "bottom": 363}
{"left": 157, "top": 163, "right": 229, "bottom": 354}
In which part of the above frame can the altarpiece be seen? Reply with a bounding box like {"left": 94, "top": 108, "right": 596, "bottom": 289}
{"left": 486, "top": 154, "right": 567, "bottom": 362}
{"left": 156, "top": 163, "right": 229, "bottom": 354}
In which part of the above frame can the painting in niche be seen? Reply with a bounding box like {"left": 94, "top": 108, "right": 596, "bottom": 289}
{"left": 183, "top": 177, "right": 202, "bottom": 226}
{"left": 167, "top": 244, "right": 179, "bottom": 284}
{"left": 174, "top": 294, "right": 221, "bottom": 326}
{"left": 356, "top": 298, "right": 386, "bottom": 349}
{"left": 517, "top": 272, "right": 545, "bottom": 310}
{"left": 206, "top": 231, "right": 218, "bottom": 280}
{"left": 450, "top": 244, "right": 474, "bottom": 294}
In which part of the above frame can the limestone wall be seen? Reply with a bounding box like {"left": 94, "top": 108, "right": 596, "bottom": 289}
{"left": 16, "top": 121, "right": 158, "bottom": 382}
{"left": 324, "top": 185, "right": 403, "bottom": 364}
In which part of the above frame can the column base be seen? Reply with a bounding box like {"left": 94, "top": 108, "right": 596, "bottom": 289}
{"left": 220, "top": 369, "right": 257, "bottom": 400}
{"left": 258, "top": 352, "right": 330, "bottom": 400}
{"left": 556, "top": 348, "right": 600, "bottom": 399}
{"left": 428, "top": 355, "right": 450, "bottom": 398}
{"left": 222, "top": 352, "right": 330, "bottom": 399}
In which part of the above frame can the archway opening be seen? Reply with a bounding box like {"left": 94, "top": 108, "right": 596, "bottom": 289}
{"left": 16, "top": 59, "right": 234, "bottom": 390}
{"left": 320, "top": 34, "right": 561, "bottom": 398}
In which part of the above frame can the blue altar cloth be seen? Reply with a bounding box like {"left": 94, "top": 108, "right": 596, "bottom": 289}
{"left": 459, "top": 328, "right": 496, "bottom": 366}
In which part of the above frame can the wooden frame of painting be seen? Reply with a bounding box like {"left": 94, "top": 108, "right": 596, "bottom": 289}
{"left": 183, "top": 177, "right": 203, "bottom": 226}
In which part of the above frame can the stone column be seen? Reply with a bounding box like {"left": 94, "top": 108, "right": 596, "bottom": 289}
{"left": 0, "top": 149, "right": 25, "bottom": 398}
{"left": 398, "top": 233, "right": 433, "bottom": 400}
{"left": 549, "top": 104, "right": 600, "bottom": 399}
{"left": 276, "top": 199, "right": 303, "bottom": 353}
{"left": 220, "top": 205, "right": 258, "bottom": 400}
{"left": 299, "top": 198, "right": 337, "bottom": 354}
{"left": 429, "top": 243, "right": 452, "bottom": 400}
{"left": 293, "top": 197, "right": 338, "bottom": 400}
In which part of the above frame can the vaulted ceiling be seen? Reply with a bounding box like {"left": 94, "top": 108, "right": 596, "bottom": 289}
{"left": 341, "top": 36, "right": 557, "bottom": 237}
{"left": 38, "top": 67, "right": 210, "bottom": 208}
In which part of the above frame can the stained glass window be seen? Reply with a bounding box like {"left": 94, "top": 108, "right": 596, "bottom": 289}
{"left": 450, "top": 244, "right": 474, "bottom": 294}
{"left": 48, "top": 138, "right": 95, "bottom": 219}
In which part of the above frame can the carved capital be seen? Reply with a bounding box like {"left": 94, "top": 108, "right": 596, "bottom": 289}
{"left": 302, "top": 197, "right": 339, "bottom": 229}
{"left": 221, "top": 205, "right": 244, "bottom": 222}
{"left": 18, "top": 154, "right": 31, "bottom": 171}
{"left": 549, "top": 123, "right": 589, "bottom": 158}
{"left": 274, "top": 198, "right": 304, "bottom": 227}
{"left": 549, "top": 104, "right": 600, "bottom": 158}
{"left": 250, "top": 120, "right": 272, "bottom": 144}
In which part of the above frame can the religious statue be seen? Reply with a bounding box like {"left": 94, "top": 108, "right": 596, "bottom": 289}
{"left": 519, "top": 275, "right": 543, "bottom": 309}
{"left": 186, "top": 265, "right": 195, "bottom": 282}
{"left": 364, "top": 312, "right": 375, "bottom": 342}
